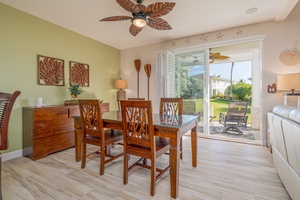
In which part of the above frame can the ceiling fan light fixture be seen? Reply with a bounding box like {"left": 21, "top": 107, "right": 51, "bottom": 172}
{"left": 132, "top": 16, "right": 147, "bottom": 28}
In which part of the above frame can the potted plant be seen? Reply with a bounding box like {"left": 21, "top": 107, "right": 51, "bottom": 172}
{"left": 68, "top": 82, "right": 84, "bottom": 100}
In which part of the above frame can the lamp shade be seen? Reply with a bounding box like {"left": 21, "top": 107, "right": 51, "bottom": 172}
{"left": 114, "top": 79, "right": 127, "bottom": 89}
{"left": 277, "top": 73, "right": 300, "bottom": 92}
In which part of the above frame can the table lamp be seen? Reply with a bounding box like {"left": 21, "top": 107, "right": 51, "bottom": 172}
{"left": 277, "top": 73, "right": 300, "bottom": 107}
{"left": 115, "top": 78, "right": 128, "bottom": 110}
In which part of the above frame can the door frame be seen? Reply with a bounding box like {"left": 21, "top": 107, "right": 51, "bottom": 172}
{"left": 172, "top": 35, "right": 265, "bottom": 144}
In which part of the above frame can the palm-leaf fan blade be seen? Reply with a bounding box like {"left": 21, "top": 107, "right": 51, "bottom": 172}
{"left": 148, "top": 18, "right": 172, "bottom": 30}
{"left": 136, "top": 4, "right": 147, "bottom": 13}
{"left": 116, "top": 0, "right": 140, "bottom": 13}
{"left": 129, "top": 24, "right": 143, "bottom": 36}
{"left": 100, "top": 16, "right": 132, "bottom": 21}
{"left": 147, "top": 2, "right": 175, "bottom": 18}
{"left": 218, "top": 55, "right": 230, "bottom": 59}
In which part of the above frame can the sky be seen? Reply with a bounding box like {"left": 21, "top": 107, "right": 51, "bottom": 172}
{"left": 188, "top": 60, "right": 252, "bottom": 84}
{"left": 210, "top": 61, "right": 252, "bottom": 83}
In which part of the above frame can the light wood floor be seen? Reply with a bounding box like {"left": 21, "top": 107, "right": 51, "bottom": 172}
{"left": 2, "top": 137, "right": 291, "bottom": 200}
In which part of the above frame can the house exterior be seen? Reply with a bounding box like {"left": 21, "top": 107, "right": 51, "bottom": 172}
{"left": 210, "top": 76, "right": 231, "bottom": 97}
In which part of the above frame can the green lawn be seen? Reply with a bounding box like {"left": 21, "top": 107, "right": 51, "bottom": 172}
{"left": 191, "top": 98, "right": 251, "bottom": 123}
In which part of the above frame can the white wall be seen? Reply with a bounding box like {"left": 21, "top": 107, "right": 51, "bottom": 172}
{"left": 120, "top": 3, "right": 300, "bottom": 145}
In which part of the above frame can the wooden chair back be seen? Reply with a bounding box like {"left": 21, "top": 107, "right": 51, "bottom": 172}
{"left": 159, "top": 98, "right": 183, "bottom": 116}
{"left": 78, "top": 99, "right": 104, "bottom": 137}
{"left": 121, "top": 100, "right": 154, "bottom": 149}
{"left": 0, "top": 91, "right": 21, "bottom": 150}
{"left": 0, "top": 91, "right": 20, "bottom": 200}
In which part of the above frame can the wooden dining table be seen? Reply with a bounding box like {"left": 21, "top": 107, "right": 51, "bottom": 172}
{"left": 72, "top": 111, "right": 198, "bottom": 199}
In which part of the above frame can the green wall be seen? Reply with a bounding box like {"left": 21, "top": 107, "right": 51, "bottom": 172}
{"left": 0, "top": 3, "right": 120, "bottom": 154}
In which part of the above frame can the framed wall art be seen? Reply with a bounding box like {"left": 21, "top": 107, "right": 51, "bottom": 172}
{"left": 69, "top": 61, "right": 89, "bottom": 87}
{"left": 38, "top": 55, "right": 65, "bottom": 86}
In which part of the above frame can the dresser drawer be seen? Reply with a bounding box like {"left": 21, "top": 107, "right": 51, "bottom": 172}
{"left": 33, "top": 107, "right": 69, "bottom": 121}
{"left": 50, "top": 131, "right": 74, "bottom": 153}
{"left": 33, "top": 118, "right": 74, "bottom": 139}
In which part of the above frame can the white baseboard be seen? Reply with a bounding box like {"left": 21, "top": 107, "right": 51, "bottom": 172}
{"left": 1, "top": 150, "right": 23, "bottom": 162}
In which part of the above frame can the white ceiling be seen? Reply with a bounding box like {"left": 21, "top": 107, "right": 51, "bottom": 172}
{"left": 0, "top": 0, "right": 298, "bottom": 50}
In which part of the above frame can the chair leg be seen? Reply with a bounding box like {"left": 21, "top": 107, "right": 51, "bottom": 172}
{"left": 100, "top": 145, "right": 105, "bottom": 175}
{"left": 0, "top": 153, "right": 2, "bottom": 200}
{"left": 123, "top": 153, "right": 129, "bottom": 185}
{"left": 81, "top": 138, "right": 86, "bottom": 169}
{"left": 150, "top": 157, "right": 156, "bottom": 196}
{"left": 143, "top": 158, "right": 148, "bottom": 165}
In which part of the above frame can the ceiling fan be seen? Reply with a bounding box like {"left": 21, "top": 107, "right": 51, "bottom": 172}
{"left": 100, "top": 0, "right": 176, "bottom": 36}
{"left": 192, "top": 56, "right": 202, "bottom": 65}
{"left": 209, "top": 49, "right": 230, "bottom": 63}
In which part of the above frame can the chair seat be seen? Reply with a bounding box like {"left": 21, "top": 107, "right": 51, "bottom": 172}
{"left": 86, "top": 130, "right": 123, "bottom": 146}
{"left": 127, "top": 137, "right": 169, "bottom": 159}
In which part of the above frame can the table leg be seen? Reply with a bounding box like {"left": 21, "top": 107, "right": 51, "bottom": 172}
{"left": 169, "top": 135, "right": 180, "bottom": 199}
{"left": 191, "top": 126, "right": 197, "bottom": 167}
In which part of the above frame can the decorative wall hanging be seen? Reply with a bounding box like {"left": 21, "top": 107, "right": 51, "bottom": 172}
{"left": 134, "top": 59, "right": 141, "bottom": 98}
{"left": 69, "top": 61, "right": 89, "bottom": 87}
{"left": 144, "top": 64, "right": 151, "bottom": 100}
{"left": 279, "top": 41, "right": 300, "bottom": 66}
{"left": 38, "top": 55, "right": 64, "bottom": 86}
{"left": 267, "top": 83, "right": 277, "bottom": 93}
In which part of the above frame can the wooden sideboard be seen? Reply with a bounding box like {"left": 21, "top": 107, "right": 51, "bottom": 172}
{"left": 23, "top": 103, "right": 109, "bottom": 160}
{"left": 22, "top": 105, "right": 79, "bottom": 160}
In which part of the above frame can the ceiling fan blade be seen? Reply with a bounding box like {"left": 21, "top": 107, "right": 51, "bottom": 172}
{"left": 100, "top": 16, "right": 132, "bottom": 21}
{"left": 147, "top": 2, "right": 175, "bottom": 18}
{"left": 217, "top": 55, "right": 230, "bottom": 59}
{"left": 129, "top": 24, "right": 143, "bottom": 36}
{"left": 210, "top": 52, "right": 220, "bottom": 58}
{"left": 136, "top": 4, "right": 147, "bottom": 13}
{"left": 116, "top": 0, "right": 140, "bottom": 13}
{"left": 148, "top": 18, "right": 172, "bottom": 30}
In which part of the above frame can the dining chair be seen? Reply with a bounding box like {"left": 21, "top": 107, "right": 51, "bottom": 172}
{"left": 0, "top": 91, "right": 21, "bottom": 200}
{"left": 159, "top": 98, "right": 184, "bottom": 159}
{"left": 120, "top": 100, "right": 170, "bottom": 196}
{"left": 78, "top": 99, "right": 123, "bottom": 175}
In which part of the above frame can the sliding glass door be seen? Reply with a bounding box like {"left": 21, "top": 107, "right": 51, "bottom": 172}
{"left": 157, "top": 40, "right": 262, "bottom": 143}
{"left": 174, "top": 49, "right": 209, "bottom": 135}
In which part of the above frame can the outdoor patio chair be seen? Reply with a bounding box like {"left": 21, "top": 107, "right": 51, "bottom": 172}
{"left": 183, "top": 100, "right": 201, "bottom": 120}
{"left": 219, "top": 102, "right": 248, "bottom": 134}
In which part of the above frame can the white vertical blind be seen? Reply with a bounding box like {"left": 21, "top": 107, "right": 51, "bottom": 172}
{"left": 156, "top": 50, "right": 175, "bottom": 101}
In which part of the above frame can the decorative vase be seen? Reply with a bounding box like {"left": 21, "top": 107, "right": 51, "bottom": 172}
{"left": 71, "top": 94, "right": 78, "bottom": 101}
